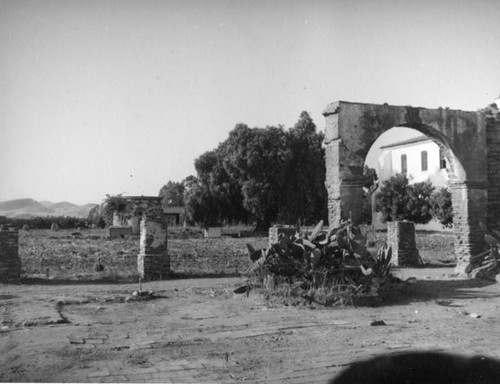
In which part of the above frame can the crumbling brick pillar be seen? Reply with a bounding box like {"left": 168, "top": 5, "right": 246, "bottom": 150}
{"left": 451, "top": 182, "right": 488, "bottom": 275}
{"left": 323, "top": 103, "right": 366, "bottom": 226}
{"left": 324, "top": 136, "right": 342, "bottom": 227}
{"left": 387, "top": 221, "right": 420, "bottom": 267}
{"left": 137, "top": 198, "right": 170, "bottom": 279}
{"left": 324, "top": 135, "right": 365, "bottom": 225}
{"left": 0, "top": 226, "right": 21, "bottom": 282}
{"left": 486, "top": 105, "right": 500, "bottom": 231}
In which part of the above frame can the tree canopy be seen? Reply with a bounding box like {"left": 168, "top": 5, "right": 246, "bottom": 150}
{"left": 159, "top": 180, "right": 185, "bottom": 209}
{"left": 164, "top": 111, "right": 328, "bottom": 230}
{"left": 374, "top": 174, "right": 434, "bottom": 224}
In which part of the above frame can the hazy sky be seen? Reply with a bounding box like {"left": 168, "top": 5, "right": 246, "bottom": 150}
{"left": 1, "top": 0, "right": 500, "bottom": 204}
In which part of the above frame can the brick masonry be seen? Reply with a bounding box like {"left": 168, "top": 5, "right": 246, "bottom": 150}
{"left": 323, "top": 101, "right": 493, "bottom": 275}
{"left": 0, "top": 226, "right": 21, "bottom": 282}
{"left": 451, "top": 182, "right": 488, "bottom": 274}
{"left": 486, "top": 104, "right": 500, "bottom": 232}
{"left": 387, "top": 221, "right": 420, "bottom": 267}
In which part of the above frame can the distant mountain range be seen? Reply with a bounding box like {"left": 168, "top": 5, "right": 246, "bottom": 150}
{"left": 0, "top": 198, "right": 98, "bottom": 219}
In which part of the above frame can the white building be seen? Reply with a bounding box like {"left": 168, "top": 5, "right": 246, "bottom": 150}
{"left": 378, "top": 135, "right": 449, "bottom": 186}
{"left": 373, "top": 135, "right": 450, "bottom": 231}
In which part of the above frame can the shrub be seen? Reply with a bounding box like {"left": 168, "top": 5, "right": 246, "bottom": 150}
{"left": 374, "top": 174, "right": 434, "bottom": 224}
{"left": 430, "top": 187, "right": 453, "bottom": 228}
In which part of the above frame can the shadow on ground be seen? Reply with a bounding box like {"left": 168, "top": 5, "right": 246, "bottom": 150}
{"left": 18, "top": 271, "right": 242, "bottom": 285}
{"left": 374, "top": 277, "right": 500, "bottom": 307}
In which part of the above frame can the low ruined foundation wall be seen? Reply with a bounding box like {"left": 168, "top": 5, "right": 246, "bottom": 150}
{"left": 0, "top": 226, "right": 21, "bottom": 282}
{"left": 106, "top": 226, "right": 133, "bottom": 238}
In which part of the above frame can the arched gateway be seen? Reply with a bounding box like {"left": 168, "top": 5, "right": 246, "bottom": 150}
{"left": 323, "top": 101, "right": 500, "bottom": 274}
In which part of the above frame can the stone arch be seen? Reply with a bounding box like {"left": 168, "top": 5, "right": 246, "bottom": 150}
{"left": 323, "top": 101, "right": 489, "bottom": 273}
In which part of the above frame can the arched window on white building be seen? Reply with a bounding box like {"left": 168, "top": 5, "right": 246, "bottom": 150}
{"left": 421, "top": 150, "right": 428, "bottom": 171}
{"left": 439, "top": 148, "right": 447, "bottom": 169}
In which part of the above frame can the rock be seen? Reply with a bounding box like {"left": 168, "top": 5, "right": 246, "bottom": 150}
{"left": 370, "top": 320, "right": 386, "bottom": 326}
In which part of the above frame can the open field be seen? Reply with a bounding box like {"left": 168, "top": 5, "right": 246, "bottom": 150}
{"left": 17, "top": 227, "right": 456, "bottom": 283}
{"left": 18, "top": 228, "right": 269, "bottom": 282}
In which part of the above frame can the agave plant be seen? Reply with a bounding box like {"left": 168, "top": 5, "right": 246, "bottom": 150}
{"left": 466, "top": 222, "right": 500, "bottom": 279}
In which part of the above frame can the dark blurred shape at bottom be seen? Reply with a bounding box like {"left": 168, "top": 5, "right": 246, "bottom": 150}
{"left": 330, "top": 351, "right": 500, "bottom": 384}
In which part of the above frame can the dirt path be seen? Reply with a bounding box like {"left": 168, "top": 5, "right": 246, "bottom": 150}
{"left": 2, "top": 268, "right": 500, "bottom": 383}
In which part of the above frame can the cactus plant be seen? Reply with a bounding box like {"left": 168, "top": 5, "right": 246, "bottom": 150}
{"left": 235, "top": 219, "right": 396, "bottom": 305}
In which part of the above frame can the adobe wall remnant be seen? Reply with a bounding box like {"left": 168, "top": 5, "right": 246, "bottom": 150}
{"left": 323, "top": 100, "right": 496, "bottom": 275}
{"left": 387, "top": 221, "right": 420, "bottom": 267}
{"left": 113, "top": 200, "right": 145, "bottom": 235}
{"left": 0, "top": 226, "right": 21, "bottom": 283}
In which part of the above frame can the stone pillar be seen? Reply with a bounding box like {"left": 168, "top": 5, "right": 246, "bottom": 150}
{"left": 324, "top": 130, "right": 366, "bottom": 225}
{"left": 323, "top": 103, "right": 366, "bottom": 226}
{"left": 0, "top": 226, "right": 21, "bottom": 283}
{"left": 486, "top": 105, "right": 500, "bottom": 231}
{"left": 451, "top": 182, "right": 488, "bottom": 275}
{"left": 324, "top": 137, "right": 342, "bottom": 227}
{"left": 387, "top": 221, "right": 420, "bottom": 267}
{"left": 137, "top": 201, "right": 170, "bottom": 279}
{"left": 340, "top": 180, "right": 365, "bottom": 225}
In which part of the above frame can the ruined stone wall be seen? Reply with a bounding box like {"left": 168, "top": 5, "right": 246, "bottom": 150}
{"left": 387, "top": 221, "right": 420, "bottom": 267}
{"left": 486, "top": 104, "right": 500, "bottom": 231}
{"left": 0, "top": 226, "right": 21, "bottom": 282}
{"left": 118, "top": 196, "right": 159, "bottom": 235}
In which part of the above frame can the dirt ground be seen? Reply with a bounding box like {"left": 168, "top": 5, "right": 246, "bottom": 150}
{"left": 2, "top": 267, "right": 500, "bottom": 383}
